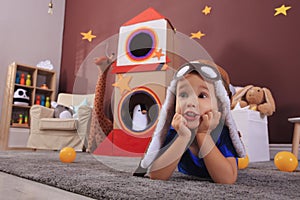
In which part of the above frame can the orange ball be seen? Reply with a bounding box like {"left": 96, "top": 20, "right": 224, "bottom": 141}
{"left": 59, "top": 147, "right": 76, "bottom": 163}
{"left": 238, "top": 155, "right": 249, "bottom": 169}
{"left": 274, "top": 151, "right": 298, "bottom": 172}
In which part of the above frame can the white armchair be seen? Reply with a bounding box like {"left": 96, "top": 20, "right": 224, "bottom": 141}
{"left": 27, "top": 93, "right": 94, "bottom": 151}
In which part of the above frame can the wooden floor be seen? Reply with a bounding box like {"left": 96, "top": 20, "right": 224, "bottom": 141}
{"left": 0, "top": 172, "right": 94, "bottom": 200}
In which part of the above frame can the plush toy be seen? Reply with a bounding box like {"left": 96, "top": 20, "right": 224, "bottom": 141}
{"left": 87, "top": 55, "right": 114, "bottom": 152}
{"left": 51, "top": 101, "right": 74, "bottom": 118}
{"left": 13, "top": 88, "right": 30, "bottom": 106}
{"left": 231, "top": 85, "right": 276, "bottom": 116}
{"left": 131, "top": 104, "right": 149, "bottom": 131}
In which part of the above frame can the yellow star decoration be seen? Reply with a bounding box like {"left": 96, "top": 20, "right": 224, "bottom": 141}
{"left": 80, "top": 30, "right": 96, "bottom": 42}
{"left": 153, "top": 48, "right": 165, "bottom": 60}
{"left": 202, "top": 6, "right": 212, "bottom": 15}
{"left": 274, "top": 5, "right": 291, "bottom": 16}
{"left": 190, "top": 31, "right": 205, "bottom": 39}
{"left": 112, "top": 74, "right": 132, "bottom": 94}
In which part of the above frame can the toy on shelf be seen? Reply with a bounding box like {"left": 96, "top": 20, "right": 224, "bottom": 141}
{"left": 45, "top": 97, "right": 50, "bottom": 108}
{"left": 11, "top": 113, "right": 29, "bottom": 127}
{"left": 26, "top": 74, "right": 31, "bottom": 86}
{"left": 20, "top": 73, "right": 25, "bottom": 85}
{"left": 13, "top": 88, "right": 30, "bottom": 106}
{"left": 24, "top": 115, "right": 28, "bottom": 124}
{"left": 18, "top": 114, "right": 23, "bottom": 124}
{"left": 231, "top": 85, "right": 276, "bottom": 116}
{"left": 35, "top": 95, "right": 41, "bottom": 105}
{"left": 15, "top": 72, "right": 20, "bottom": 84}
{"left": 41, "top": 95, "right": 45, "bottom": 106}
{"left": 41, "top": 84, "right": 48, "bottom": 89}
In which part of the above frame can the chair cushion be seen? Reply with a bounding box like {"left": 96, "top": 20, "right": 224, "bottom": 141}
{"left": 39, "top": 118, "right": 77, "bottom": 130}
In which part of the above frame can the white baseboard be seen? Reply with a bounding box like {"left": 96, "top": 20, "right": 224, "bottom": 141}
{"left": 269, "top": 144, "right": 299, "bottom": 160}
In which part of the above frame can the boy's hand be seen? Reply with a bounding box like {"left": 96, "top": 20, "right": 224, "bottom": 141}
{"left": 171, "top": 113, "right": 191, "bottom": 137}
{"left": 197, "top": 110, "right": 221, "bottom": 135}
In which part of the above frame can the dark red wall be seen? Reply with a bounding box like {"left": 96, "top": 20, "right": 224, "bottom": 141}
{"left": 61, "top": 0, "right": 300, "bottom": 144}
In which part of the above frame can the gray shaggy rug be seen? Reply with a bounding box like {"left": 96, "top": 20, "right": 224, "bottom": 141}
{"left": 0, "top": 151, "right": 299, "bottom": 200}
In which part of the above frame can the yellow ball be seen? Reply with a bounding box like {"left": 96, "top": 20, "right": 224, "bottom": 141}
{"left": 238, "top": 155, "right": 249, "bottom": 169}
{"left": 274, "top": 151, "right": 298, "bottom": 172}
{"left": 59, "top": 147, "right": 76, "bottom": 163}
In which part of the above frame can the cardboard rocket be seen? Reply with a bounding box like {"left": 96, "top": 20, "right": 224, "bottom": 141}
{"left": 94, "top": 7, "right": 176, "bottom": 156}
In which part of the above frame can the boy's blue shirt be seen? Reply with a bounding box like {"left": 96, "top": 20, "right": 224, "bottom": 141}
{"left": 162, "top": 125, "right": 238, "bottom": 178}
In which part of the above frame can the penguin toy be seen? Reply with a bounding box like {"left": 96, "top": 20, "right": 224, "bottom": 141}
{"left": 132, "top": 104, "right": 149, "bottom": 131}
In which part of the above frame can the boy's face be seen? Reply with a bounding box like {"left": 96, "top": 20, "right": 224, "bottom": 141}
{"left": 175, "top": 73, "right": 218, "bottom": 129}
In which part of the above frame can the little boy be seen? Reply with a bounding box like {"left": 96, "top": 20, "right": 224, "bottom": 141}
{"left": 134, "top": 60, "right": 245, "bottom": 184}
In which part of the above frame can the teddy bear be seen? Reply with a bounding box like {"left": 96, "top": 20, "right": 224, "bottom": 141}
{"left": 231, "top": 85, "right": 276, "bottom": 116}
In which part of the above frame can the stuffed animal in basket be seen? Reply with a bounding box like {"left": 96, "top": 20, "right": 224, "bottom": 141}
{"left": 231, "top": 85, "right": 275, "bottom": 116}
